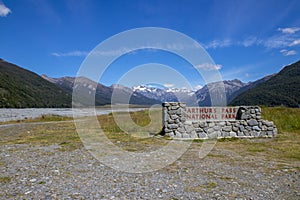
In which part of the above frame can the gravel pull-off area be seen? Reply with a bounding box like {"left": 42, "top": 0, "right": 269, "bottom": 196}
{"left": 1, "top": 142, "right": 299, "bottom": 199}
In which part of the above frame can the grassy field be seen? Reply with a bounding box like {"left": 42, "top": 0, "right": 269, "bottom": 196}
{"left": 0, "top": 109, "right": 165, "bottom": 151}
{"left": 213, "top": 107, "right": 300, "bottom": 161}
{"left": 0, "top": 114, "right": 73, "bottom": 125}
{"left": 0, "top": 107, "right": 299, "bottom": 162}
{"left": 261, "top": 106, "right": 300, "bottom": 133}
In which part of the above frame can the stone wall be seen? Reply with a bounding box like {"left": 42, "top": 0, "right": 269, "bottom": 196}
{"left": 162, "top": 102, "right": 277, "bottom": 139}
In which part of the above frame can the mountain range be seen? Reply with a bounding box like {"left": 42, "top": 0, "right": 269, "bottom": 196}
{"left": 1, "top": 58, "right": 299, "bottom": 108}
{"left": 41, "top": 75, "right": 161, "bottom": 106}
{"left": 230, "top": 60, "right": 300, "bottom": 107}
{"left": 132, "top": 84, "right": 198, "bottom": 106}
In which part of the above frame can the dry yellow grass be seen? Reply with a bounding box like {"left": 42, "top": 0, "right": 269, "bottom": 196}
{"left": 0, "top": 107, "right": 299, "bottom": 162}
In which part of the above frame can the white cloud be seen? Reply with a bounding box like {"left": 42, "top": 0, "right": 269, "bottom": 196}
{"left": 260, "top": 28, "right": 300, "bottom": 49}
{"left": 51, "top": 51, "right": 89, "bottom": 57}
{"left": 278, "top": 27, "right": 300, "bottom": 34}
{"left": 91, "top": 48, "right": 134, "bottom": 56}
{"left": 54, "top": 48, "right": 140, "bottom": 57}
{"left": 262, "top": 27, "right": 300, "bottom": 49}
{"left": 289, "top": 39, "right": 300, "bottom": 46}
{"left": 240, "top": 36, "right": 261, "bottom": 47}
{"left": 51, "top": 43, "right": 200, "bottom": 58}
{"left": 280, "top": 49, "right": 296, "bottom": 56}
{"left": 195, "top": 63, "right": 222, "bottom": 71}
{"left": 203, "top": 39, "right": 232, "bottom": 49}
{"left": 0, "top": 3, "right": 11, "bottom": 17}
{"left": 205, "top": 27, "right": 300, "bottom": 50}
{"left": 51, "top": 48, "right": 141, "bottom": 57}
{"left": 286, "top": 50, "right": 296, "bottom": 56}
{"left": 263, "top": 34, "right": 296, "bottom": 49}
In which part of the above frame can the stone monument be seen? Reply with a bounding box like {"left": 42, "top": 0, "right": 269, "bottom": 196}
{"left": 162, "top": 102, "right": 277, "bottom": 139}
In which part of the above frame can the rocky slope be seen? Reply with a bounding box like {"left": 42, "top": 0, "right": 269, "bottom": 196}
{"left": 196, "top": 79, "right": 247, "bottom": 106}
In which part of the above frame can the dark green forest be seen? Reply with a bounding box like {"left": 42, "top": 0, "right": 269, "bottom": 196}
{"left": 230, "top": 60, "right": 300, "bottom": 107}
{"left": 0, "top": 59, "right": 71, "bottom": 108}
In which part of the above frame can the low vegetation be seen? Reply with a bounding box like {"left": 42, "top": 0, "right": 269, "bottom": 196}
{"left": 0, "top": 107, "right": 299, "bottom": 162}
{"left": 0, "top": 114, "right": 73, "bottom": 125}
{"left": 261, "top": 106, "right": 300, "bottom": 133}
{"left": 0, "top": 121, "right": 81, "bottom": 151}
{"left": 0, "top": 176, "right": 11, "bottom": 183}
{"left": 209, "top": 107, "right": 300, "bottom": 161}
{"left": 96, "top": 109, "right": 167, "bottom": 151}
{"left": 0, "top": 109, "right": 165, "bottom": 151}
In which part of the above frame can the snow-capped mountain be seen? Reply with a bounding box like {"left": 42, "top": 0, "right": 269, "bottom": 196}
{"left": 43, "top": 74, "right": 249, "bottom": 107}
{"left": 42, "top": 75, "right": 161, "bottom": 106}
{"left": 132, "top": 84, "right": 198, "bottom": 106}
{"left": 133, "top": 85, "right": 177, "bottom": 102}
{"left": 132, "top": 80, "right": 248, "bottom": 106}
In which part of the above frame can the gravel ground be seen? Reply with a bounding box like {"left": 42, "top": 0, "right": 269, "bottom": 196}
{"left": 1, "top": 141, "right": 299, "bottom": 199}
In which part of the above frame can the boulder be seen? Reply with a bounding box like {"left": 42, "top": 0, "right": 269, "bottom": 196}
{"left": 247, "top": 119, "right": 258, "bottom": 126}
{"left": 222, "top": 126, "right": 232, "bottom": 132}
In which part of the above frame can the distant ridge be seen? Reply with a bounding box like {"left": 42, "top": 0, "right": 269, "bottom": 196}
{"left": 228, "top": 74, "right": 274, "bottom": 103}
{"left": 230, "top": 60, "right": 300, "bottom": 107}
{"left": 0, "top": 59, "right": 71, "bottom": 108}
{"left": 195, "top": 79, "right": 247, "bottom": 106}
{"left": 42, "top": 75, "right": 161, "bottom": 106}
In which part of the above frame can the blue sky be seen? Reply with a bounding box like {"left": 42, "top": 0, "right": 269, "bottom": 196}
{"left": 0, "top": 0, "right": 300, "bottom": 89}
